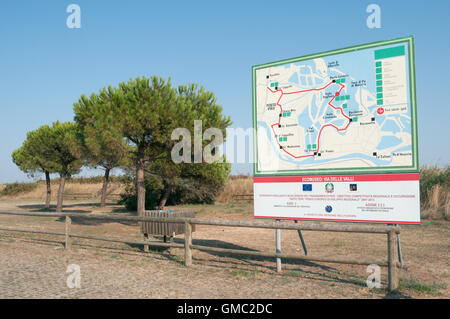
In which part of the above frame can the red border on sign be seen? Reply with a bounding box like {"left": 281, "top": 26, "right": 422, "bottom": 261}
{"left": 254, "top": 173, "right": 419, "bottom": 183}
{"left": 254, "top": 215, "right": 420, "bottom": 224}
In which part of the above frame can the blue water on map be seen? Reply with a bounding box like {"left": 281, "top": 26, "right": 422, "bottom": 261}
{"left": 381, "top": 119, "right": 401, "bottom": 134}
{"left": 300, "top": 76, "right": 307, "bottom": 86}
{"left": 288, "top": 73, "right": 298, "bottom": 84}
{"left": 377, "top": 136, "right": 403, "bottom": 149}
{"left": 310, "top": 95, "right": 319, "bottom": 119}
{"left": 315, "top": 78, "right": 323, "bottom": 85}
{"left": 331, "top": 119, "right": 346, "bottom": 127}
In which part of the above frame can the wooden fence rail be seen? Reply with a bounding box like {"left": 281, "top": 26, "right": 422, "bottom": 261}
{"left": 0, "top": 210, "right": 400, "bottom": 291}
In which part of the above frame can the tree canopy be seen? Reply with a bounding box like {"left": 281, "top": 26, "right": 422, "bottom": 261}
{"left": 76, "top": 76, "right": 231, "bottom": 215}
{"left": 12, "top": 125, "right": 62, "bottom": 209}
{"left": 13, "top": 75, "right": 232, "bottom": 213}
{"left": 43, "top": 121, "right": 82, "bottom": 177}
{"left": 43, "top": 121, "right": 82, "bottom": 212}
{"left": 74, "top": 91, "right": 131, "bottom": 206}
{"left": 12, "top": 125, "right": 62, "bottom": 176}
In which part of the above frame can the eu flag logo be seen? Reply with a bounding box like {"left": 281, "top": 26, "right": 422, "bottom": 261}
{"left": 302, "top": 184, "right": 312, "bottom": 191}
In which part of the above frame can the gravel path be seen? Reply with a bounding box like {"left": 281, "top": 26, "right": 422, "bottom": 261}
{"left": 0, "top": 236, "right": 383, "bottom": 299}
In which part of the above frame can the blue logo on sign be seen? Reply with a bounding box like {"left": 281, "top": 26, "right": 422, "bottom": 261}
{"left": 325, "top": 205, "right": 333, "bottom": 213}
{"left": 302, "top": 184, "right": 312, "bottom": 191}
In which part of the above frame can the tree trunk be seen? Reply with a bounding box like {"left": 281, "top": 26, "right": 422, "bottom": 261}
{"left": 45, "top": 170, "right": 51, "bottom": 210}
{"left": 136, "top": 157, "right": 146, "bottom": 216}
{"left": 158, "top": 183, "right": 172, "bottom": 210}
{"left": 100, "top": 167, "right": 110, "bottom": 207}
{"left": 56, "top": 172, "right": 66, "bottom": 213}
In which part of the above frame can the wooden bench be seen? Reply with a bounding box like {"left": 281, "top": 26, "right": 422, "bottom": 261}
{"left": 232, "top": 194, "right": 254, "bottom": 202}
{"left": 141, "top": 210, "right": 196, "bottom": 243}
{"left": 64, "top": 193, "right": 92, "bottom": 200}
{"left": 63, "top": 193, "right": 122, "bottom": 200}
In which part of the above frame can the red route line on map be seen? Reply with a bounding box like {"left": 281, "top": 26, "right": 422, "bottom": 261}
{"left": 267, "top": 81, "right": 351, "bottom": 159}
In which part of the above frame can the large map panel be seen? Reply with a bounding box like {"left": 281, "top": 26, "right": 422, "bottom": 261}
{"left": 253, "top": 37, "right": 418, "bottom": 176}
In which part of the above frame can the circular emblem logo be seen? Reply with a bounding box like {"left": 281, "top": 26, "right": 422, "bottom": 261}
{"left": 325, "top": 205, "right": 333, "bottom": 213}
{"left": 325, "top": 182, "right": 334, "bottom": 193}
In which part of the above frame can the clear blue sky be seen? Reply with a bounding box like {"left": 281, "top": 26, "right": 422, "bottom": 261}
{"left": 0, "top": 0, "right": 449, "bottom": 183}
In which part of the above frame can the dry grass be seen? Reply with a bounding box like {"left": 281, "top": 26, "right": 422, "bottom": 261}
{"left": 215, "top": 175, "right": 253, "bottom": 202}
{"left": 421, "top": 183, "right": 450, "bottom": 220}
{"left": 0, "top": 180, "right": 125, "bottom": 201}
{"left": 420, "top": 167, "right": 450, "bottom": 220}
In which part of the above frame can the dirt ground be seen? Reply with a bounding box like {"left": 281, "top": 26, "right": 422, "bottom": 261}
{"left": 0, "top": 198, "right": 448, "bottom": 299}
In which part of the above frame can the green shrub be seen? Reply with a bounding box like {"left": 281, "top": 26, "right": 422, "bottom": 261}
{"left": 168, "top": 178, "right": 223, "bottom": 205}
{"left": 119, "top": 175, "right": 225, "bottom": 211}
{"left": 118, "top": 174, "right": 164, "bottom": 211}
{"left": 119, "top": 162, "right": 231, "bottom": 211}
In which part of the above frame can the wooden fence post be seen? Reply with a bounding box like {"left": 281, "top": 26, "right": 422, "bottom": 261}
{"left": 184, "top": 221, "right": 192, "bottom": 266}
{"left": 65, "top": 216, "right": 72, "bottom": 250}
{"left": 387, "top": 230, "right": 399, "bottom": 292}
